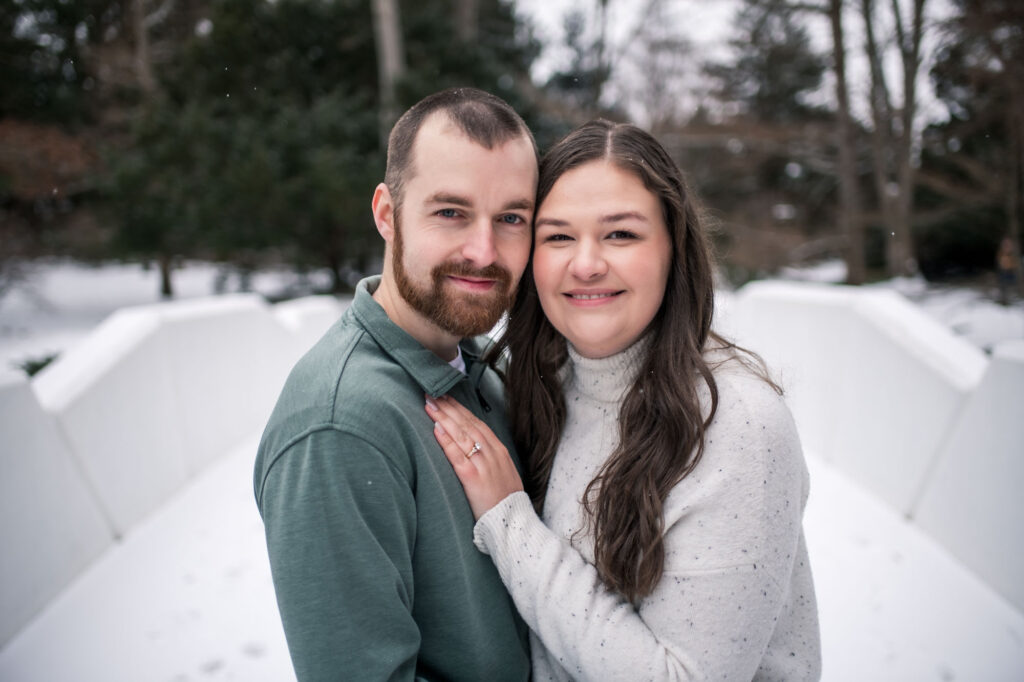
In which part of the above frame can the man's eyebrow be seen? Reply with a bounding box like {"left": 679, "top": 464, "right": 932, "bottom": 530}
{"left": 502, "top": 199, "right": 534, "bottom": 212}
{"left": 426, "top": 193, "right": 534, "bottom": 213}
{"left": 426, "top": 192, "right": 472, "bottom": 207}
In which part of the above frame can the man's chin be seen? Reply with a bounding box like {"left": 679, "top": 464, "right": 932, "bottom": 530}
{"left": 434, "top": 298, "right": 506, "bottom": 337}
{"left": 441, "top": 314, "right": 503, "bottom": 338}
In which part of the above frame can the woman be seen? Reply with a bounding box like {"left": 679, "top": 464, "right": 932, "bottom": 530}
{"left": 424, "top": 120, "right": 821, "bottom": 681}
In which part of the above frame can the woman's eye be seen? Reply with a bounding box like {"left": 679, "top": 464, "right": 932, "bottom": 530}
{"left": 608, "top": 230, "right": 639, "bottom": 240}
{"left": 542, "top": 233, "right": 572, "bottom": 243}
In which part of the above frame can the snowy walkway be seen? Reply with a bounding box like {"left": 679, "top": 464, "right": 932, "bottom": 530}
{"left": 2, "top": 261, "right": 1023, "bottom": 680}
{"left": 0, "top": 435, "right": 295, "bottom": 682}
{"left": 1, "top": 432, "right": 1022, "bottom": 681}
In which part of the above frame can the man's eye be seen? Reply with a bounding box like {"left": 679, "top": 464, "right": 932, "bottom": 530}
{"left": 500, "top": 214, "right": 525, "bottom": 225}
{"left": 437, "top": 208, "right": 459, "bottom": 218}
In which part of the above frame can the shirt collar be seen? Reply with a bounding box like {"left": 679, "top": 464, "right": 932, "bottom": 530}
{"left": 449, "top": 345, "right": 467, "bottom": 374}
{"left": 349, "top": 276, "right": 488, "bottom": 397}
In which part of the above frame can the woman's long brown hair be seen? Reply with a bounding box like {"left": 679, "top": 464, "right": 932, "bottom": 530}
{"left": 487, "top": 120, "right": 775, "bottom": 603}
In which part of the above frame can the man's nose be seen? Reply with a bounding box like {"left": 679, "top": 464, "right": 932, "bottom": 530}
{"left": 461, "top": 219, "right": 497, "bottom": 266}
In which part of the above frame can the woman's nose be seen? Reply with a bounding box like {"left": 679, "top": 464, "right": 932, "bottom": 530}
{"left": 568, "top": 241, "right": 607, "bottom": 280}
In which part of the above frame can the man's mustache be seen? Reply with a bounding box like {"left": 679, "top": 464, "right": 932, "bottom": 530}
{"left": 434, "top": 262, "right": 513, "bottom": 287}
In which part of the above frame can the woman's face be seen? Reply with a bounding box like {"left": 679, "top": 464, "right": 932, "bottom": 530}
{"left": 533, "top": 160, "right": 673, "bottom": 359}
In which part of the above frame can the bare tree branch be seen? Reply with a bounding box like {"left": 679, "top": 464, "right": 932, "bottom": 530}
{"left": 830, "top": 0, "right": 866, "bottom": 283}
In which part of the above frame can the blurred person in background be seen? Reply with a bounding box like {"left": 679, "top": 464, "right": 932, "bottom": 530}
{"left": 997, "top": 236, "right": 1018, "bottom": 305}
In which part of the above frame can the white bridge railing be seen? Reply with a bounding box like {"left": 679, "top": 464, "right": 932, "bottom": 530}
{"left": 1, "top": 282, "right": 1022, "bottom": 648}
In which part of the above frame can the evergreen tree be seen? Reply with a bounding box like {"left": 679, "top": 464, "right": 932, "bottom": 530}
{"left": 705, "top": 0, "right": 827, "bottom": 124}
{"left": 694, "top": 0, "right": 833, "bottom": 281}
{"left": 0, "top": 0, "right": 108, "bottom": 124}
{"left": 104, "top": 100, "right": 212, "bottom": 297}
{"left": 102, "top": 0, "right": 548, "bottom": 295}
{"left": 398, "top": 0, "right": 541, "bottom": 123}
{"left": 916, "top": 0, "right": 1023, "bottom": 281}
{"left": 542, "top": 7, "right": 612, "bottom": 118}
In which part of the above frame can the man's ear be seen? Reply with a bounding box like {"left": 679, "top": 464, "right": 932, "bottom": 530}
{"left": 372, "top": 183, "right": 395, "bottom": 243}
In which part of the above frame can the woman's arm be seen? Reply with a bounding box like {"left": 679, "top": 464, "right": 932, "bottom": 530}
{"left": 425, "top": 385, "right": 814, "bottom": 681}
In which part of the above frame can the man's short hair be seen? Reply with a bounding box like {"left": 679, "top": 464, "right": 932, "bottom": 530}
{"left": 384, "top": 87, "right": 538, "bottom": 215}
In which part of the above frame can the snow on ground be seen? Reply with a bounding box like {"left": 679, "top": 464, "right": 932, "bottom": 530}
{"left": 2, "top": 433, "right": 1022, "bottom": 680}
{"left": 2, "top": 258, "right": 1024, "bottom": 680}
{"left": 802, "top": 454, "right": 1024, "bottom": 681}
{"left": 0, "top": 435, "right": 297, "bottom": 682}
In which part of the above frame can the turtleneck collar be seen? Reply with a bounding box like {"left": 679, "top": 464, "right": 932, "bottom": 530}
{"left": 562, "top": 337, "right": 649, "bottom": 404}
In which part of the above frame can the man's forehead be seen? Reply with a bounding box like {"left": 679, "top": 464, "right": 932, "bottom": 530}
{"left": 428, "top": 111, "right": 465, "bottom": 138}
{"left": 411, "top": 110, "right": 531, "bottom": 158}
{"left": 404, "top": 114, "right": 536, "bottom": 195}
{"left": 412, "top": 111, "right": 465, "bottom": 148}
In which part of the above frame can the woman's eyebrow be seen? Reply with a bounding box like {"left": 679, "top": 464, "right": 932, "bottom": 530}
{"left": 534, "top": 217, "right": 569, "bottom": 228}
{"left": 536, "top": 211, "right": 649, "bottom": 229}
{"left": 599, "top": 211, "right": 648, "bottom": 224}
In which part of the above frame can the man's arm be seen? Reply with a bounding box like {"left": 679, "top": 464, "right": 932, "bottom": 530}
{"left": 257, "top": 427, "right": 420, "bottom": 681}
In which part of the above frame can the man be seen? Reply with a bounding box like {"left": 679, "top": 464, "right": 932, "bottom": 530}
{"left": 254, "top": 88, "right": 537, "bottom": 681}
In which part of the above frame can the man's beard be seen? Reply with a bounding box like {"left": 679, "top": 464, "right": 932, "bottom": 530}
{"left": 391, "top": 215, "right": 515, "bottom": 337}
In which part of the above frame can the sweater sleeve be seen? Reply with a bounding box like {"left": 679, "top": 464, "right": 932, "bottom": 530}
{"left": 473, "top": 379, "right": 811, "bottom": 682}
{"left": 257, "top": 427, "right": 425, "bottom": 682}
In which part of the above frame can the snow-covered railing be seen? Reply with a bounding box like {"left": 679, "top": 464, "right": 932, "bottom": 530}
{"left": 0, "top": 294, "right": 347, "bottom": 647}
{"left": 1, "top": 282, "right": 1021, "bottom": 649}
{"left": 718, "top": 280, "right": 1024, "bottom": 615}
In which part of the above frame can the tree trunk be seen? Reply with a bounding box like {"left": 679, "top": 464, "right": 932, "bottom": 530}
{"left": 454, "top": 0, "right": 479, "bottom": 43}
{"left": 890, "top": 0, "right": 926, "bottom": 276}
{"left": 593, "top": 0, "right": 610, "bottom": 109}
{"left": 330, "top": 261, "right": 346, "bottom": 294}
{"left": 158, "top": 254, "right": 174, "bottom": 299}
{"left": 830, "top": 0, "right": 866, "bottom": 284}
{"left": 860, "top": 0, "right": 898, "bottom": 274}
{"left": 861, "top": 0, "right": 926, "bottom": 277}
{"left": 1007, "top": 101, "right": 1023, "bottom": 296}
{"left": 371, "top": 0, "right": 407, "bottom": 149}
{"left": 132, "top": 0, "right": 157, "bottom": 95}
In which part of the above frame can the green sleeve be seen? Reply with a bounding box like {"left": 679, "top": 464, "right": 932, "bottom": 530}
{"left": 257, "top": 427, "right": 422, "bottom": 681}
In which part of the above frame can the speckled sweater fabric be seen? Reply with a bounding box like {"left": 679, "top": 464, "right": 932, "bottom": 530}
{"left": 473, "top": 341, "right": 821, "bottom": 681}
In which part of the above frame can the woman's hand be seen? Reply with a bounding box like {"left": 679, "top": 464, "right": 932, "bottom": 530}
{"left": 425, "top": 394, "right": 525, "bottom": 520}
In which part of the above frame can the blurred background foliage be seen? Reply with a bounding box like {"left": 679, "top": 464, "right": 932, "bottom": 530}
{"left": 0, "top": 0, "right": 1021, "bottom": 298}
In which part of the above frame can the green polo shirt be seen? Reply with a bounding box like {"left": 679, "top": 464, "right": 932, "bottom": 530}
{"left": 254, "top": 276, "right": 530, "bottom": 682}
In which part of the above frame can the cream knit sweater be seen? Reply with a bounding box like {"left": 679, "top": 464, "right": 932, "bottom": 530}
{"left": 474, "top": 342, "right": 821, "bottom": 681}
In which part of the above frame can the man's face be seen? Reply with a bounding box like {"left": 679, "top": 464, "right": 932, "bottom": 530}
{"left": 388, "top": 115, "right": 537, "bottom": 337}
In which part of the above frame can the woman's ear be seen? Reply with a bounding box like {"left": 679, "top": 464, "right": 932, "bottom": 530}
{"left": 371, "top": 183, "right": 395, "bottom": 243}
